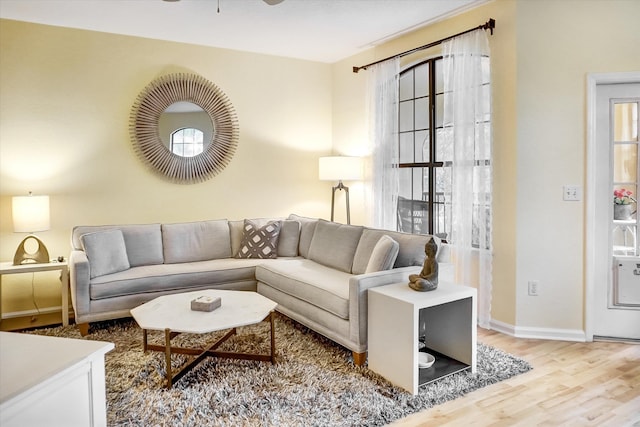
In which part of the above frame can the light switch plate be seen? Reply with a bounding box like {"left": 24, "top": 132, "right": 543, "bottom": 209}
{"left": 563, "top": 185, "right": 582, "bottom": 201}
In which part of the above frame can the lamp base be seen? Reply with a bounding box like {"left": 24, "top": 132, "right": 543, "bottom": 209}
{"left": 13, "top": 235, "right": 50, "bottom": 265}
{"left": 330, "top": 181, "right": 351, "bottom": 225}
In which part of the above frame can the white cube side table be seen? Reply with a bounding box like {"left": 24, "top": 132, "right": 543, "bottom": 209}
{"left": 368, "top": 281, "right": 477, "bottom": 394}
{"left": 0, "top": 261, "right": 69, "bottom": 327}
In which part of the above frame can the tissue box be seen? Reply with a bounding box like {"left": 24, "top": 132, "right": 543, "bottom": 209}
{"left": 191, "top": 296, "right": 222, "bottom": 312}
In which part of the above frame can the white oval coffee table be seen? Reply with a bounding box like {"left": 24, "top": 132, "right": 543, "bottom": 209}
{"left": 130, "top": 289, "right": 277, "bottom": 388}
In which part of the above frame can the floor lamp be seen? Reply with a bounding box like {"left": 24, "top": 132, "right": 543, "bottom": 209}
{"left": 12, "top": 192, "right": 51, "bottom": 265}
{"left": 319, "top": 156, "right": 363, "bottom": 225}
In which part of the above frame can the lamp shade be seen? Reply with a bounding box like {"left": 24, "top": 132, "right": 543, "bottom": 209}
{"left": 12, "top": 194, "right": 50, "bottom": 233}
{"left": 319, "top": 156, "right": 363, "bottom": 181}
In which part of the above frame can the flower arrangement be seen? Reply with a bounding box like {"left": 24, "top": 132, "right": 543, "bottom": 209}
{"left": 613, "top": 188, "right": 636, "bottom": 205}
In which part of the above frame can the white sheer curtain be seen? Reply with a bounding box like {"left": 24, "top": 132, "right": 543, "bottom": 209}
{"left": 443, "top": 29, "right": 493, "bottom": 328}
{"left": 368, "top": 57, "right": 400, "bottom": 230}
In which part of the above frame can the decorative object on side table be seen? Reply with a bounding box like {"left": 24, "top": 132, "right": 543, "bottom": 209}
{"left": 613, "top": 188, "right": 636, "bottom": 220}
{"left": 408, "top": 237, "right": 438, "bottom": 292}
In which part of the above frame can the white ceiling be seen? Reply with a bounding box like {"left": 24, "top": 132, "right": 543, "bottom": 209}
{"left": 0, "top": 0, "right": 486, "bottom": 63}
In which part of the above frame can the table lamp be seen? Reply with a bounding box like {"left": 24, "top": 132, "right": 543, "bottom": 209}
{"left": 319, "top": 156, "right": 363, "bottom": 225}
{"left": 12, "top": 192, "right": 51, "bottom": 265}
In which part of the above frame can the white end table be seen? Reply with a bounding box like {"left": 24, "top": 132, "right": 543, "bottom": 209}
{"left": 0, "top": 261, "right": 69, "bottom": 327}
{"left": 368, "top": 281, "right": 477, "bottom": 394}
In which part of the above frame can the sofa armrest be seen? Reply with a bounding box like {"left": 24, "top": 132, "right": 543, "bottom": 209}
{"left": 69, "top": 249, "right": 91, "bottom": 322}
{"left": 348, "top": 266, "right": 420, "bottom": 348}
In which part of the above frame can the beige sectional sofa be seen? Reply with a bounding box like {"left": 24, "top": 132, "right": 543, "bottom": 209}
{"left": 69, "top": 214, "right": 440, "bottom": 364}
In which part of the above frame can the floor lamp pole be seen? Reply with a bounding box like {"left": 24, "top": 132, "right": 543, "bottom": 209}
{"left": 330, "top": 180, "right": 350, "bottom": 225}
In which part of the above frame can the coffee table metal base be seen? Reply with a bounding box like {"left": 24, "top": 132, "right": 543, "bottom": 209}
{"left": 142, "top": 311, "right": 276, "bottom": 388}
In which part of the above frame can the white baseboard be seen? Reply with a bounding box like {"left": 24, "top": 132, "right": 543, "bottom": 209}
{"left": 489, "top": 319, "right": 586, "bottom": 342}
{"left": 1, "top": 306, "right": 62, "bottom": 320}
{"left": 488, "top": 318, "right": 516, "bottom": 336}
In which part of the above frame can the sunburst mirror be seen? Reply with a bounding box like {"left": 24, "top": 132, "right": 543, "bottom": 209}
{"left": 130, "top": 73, "right": 239, "bottom": 183}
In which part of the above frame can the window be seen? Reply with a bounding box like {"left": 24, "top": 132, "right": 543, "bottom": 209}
{"left": 612, "top": 100, "right": 639, "bottom": 256}
{"left": 170, "top": 127, "right": 204, "bottom": 157}
{"left": 397, "top": 57, "right": 450, "bottom": 239}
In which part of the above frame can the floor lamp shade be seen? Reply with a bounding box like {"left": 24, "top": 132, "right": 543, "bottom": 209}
{"left": 319, "top": 156, "right": 363, "bottom": 182}
{"left": 318, "top": 156, "right": 362, "bottom": 224}
{"left": 12, "top": 193, "right": 51, "bottom": 265}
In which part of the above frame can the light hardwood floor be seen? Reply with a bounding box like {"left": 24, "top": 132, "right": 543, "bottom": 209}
{"left": 391, "top": 328, "right": 640, "bottom": 427}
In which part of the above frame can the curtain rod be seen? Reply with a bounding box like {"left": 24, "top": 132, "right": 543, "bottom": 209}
{"left": 352, "top": 18, "right": 495, "bottom": 73}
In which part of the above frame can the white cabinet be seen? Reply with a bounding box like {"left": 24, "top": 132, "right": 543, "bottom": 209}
{"left": 0, "top": 332, "right": 113, "bottom": 427}
{"left": 368, "top": 282, "right": 476, "bottom": 395}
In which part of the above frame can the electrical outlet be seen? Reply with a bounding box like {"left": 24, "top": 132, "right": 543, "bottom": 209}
{"left": 528, "top": 280, "right": 539, "bottom": 296}
{"left": 563, "top": 185, "right": 581, "bottom": 201}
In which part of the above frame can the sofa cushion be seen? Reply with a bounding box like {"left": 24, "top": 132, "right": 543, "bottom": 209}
{"left": 89, "top": 258, "right": 267, "bottom": 300}
{"left": 229, "top": 218, "right": 300, "bottom": 257}
{"left": 275, "top": 220, "right": 301, "bottom": 257}
{"left": 72, "top": 224, "right": 164, "bottom": 266}
{"left": 365, "top": 235, "right": 400, "bottom": 273}
{"left": 80, "top": 229, "right": 130, "bottom": 279}
{"left": 352, "top": 228, "right": 440, "bottom": 273}
{"left": 121, "top": 224, "right": 164, "bottom": 267}
{"left": 288, "top": 214, "right": 318, "bottom": 258}
{"left": 256, "top": 259, "right": 351, "bottom": 320}
{"left": 307, "top": 219, "right": 363, "bottom": 273}
{"left": 390, "top": 231, "right": 440, "bottom": 268}
{"left": 236, "top": 219, "right": 282, "bottom": 259}
{"left": 162, "top": 220, "right": 231, "bottom": 264}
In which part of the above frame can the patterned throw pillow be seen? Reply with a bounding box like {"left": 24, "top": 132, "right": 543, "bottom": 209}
{"left": 235, "top": 219, "right": 282, "bottom": 259}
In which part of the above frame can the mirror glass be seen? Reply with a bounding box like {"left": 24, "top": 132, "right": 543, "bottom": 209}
{"left": 158, "top": 102, "right": 214, "bottom": 157}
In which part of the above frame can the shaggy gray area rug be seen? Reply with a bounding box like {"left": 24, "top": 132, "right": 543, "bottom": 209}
{"left": 29, "top": 314, "right": 531, "bottom": 426}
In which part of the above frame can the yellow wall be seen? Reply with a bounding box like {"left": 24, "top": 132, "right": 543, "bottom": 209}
{"left": 0, "top": 19, "right": 333, "bottom": 318}
{"left": 514, "top": 0, "right": 640, "bottom": 331}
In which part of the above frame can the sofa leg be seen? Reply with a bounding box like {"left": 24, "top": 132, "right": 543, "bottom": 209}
{"left": 77, "top": 323, "right": 90, "bottom": 336}
{"left": 353, "top": 351, "right": 367, "bottom": 366}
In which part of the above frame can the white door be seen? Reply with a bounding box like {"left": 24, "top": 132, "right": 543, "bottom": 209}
{"left": 592, "top": 80, "right": 640, "bottom": 340}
